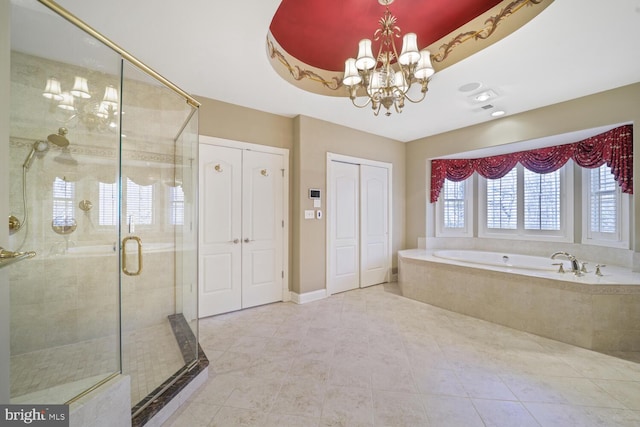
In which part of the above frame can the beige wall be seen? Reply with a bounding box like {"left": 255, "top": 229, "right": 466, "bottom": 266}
{"left": 198, "top": 97, "right": 294, "bottom": 150}
{"left": 195, "top": 83, "right": 639, "bottom": 293}
{"left": 406, "top": 83, "right": 640, "bottom": 252}
{"left": 293, "top": 115, "right": 405, "bottom": 294}
{"left": 196, "top": 98, "right": 406, "bottom": 295}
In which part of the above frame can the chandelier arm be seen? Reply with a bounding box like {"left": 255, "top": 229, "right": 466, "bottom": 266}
{"left": 349, "top": 96, "right": 374, "bottom": 109}
{"left": 402, "top": 88, "right": 428, "bottom": 104}
{"left": 401, "top": 79, "right": 431, "bottom": 104}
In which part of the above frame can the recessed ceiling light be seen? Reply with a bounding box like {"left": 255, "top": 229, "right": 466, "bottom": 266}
{"left": 458, "top": 82, "right": 482, "bottom": 92}
{"left": 470, "top": 89, "right": 498, "bottom": 103}
{"left": 491, "top": 110, "right": 506, "bottom": 117}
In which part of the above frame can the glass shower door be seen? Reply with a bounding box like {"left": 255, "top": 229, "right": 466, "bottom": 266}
{"left": 7, "top": 0, "right": 122, "bottom": 404}
{"left": 119, "top": 61, "right": 199, "bottom": 411}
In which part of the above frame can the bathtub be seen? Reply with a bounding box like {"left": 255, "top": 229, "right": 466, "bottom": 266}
{"left": 398, "top": 249, "right": 640, "bottom": 352}
{"left": 53, "top": 242, "right": 177, "bottom": 257}
{"left": 433, "top": 249, "right": 572, "bottom": 272}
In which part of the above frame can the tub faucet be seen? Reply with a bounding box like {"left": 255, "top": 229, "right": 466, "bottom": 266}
{"left": 551, "top": 251, "right": 580, "bottom": 274}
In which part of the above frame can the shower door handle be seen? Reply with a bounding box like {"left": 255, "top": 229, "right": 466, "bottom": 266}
{"left": 0, "top": 247, "right": 36, "bottom": 269}
{"left": 122, "top": 236, "right": 143, "bottom": 276}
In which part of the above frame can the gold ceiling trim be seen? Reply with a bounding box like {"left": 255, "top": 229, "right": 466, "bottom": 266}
{"left": 432, "top": 0, "right": 544, "bottom": 63}
{"left": 267, "top": 37, "right": 343, "bottom": 91}
{"left": 267, "top": 0, "right": 553, "bottom": 97}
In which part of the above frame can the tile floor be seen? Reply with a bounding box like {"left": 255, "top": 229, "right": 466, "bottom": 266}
{"left": 163, "top": 283, "right": 640, "bottom": 426}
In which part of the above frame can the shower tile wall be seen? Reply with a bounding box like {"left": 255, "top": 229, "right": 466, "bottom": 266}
{"left": 9, "top": 51, "right": 188, "bottom": 401}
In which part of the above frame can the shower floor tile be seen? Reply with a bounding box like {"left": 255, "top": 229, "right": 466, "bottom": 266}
{"left": 10, "top": 319, "right": 185, "bottom": 406}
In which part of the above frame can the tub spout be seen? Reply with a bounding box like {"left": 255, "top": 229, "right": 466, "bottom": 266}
{"left": 551, "top": 251, "right": 580, "bottom": 274}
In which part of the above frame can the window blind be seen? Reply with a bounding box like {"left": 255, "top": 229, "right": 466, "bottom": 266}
{"left": 524, "top": 169, "right": 560, "bottom": 230}
{"left": 589, "top": 165, "right": 617, "bottom": 234}
{"left": 486, "top": 168, "right": 517, "bottom": 229}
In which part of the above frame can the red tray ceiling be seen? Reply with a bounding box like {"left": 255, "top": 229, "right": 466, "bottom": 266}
{"left": 270, "top": 0, "right": 503, "bottom": 72}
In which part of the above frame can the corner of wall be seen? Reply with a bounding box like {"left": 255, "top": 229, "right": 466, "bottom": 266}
{"left": 1, "top": 0, "right": 11, "bottom": 404}
{"left": 291, "top": 116, "right": 302, "bottom": 294}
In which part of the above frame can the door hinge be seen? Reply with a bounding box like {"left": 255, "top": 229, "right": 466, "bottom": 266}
{"left": 281, "top": 168, "right": 285, "bottom": 177}
{"left": 282, "top": 220, "right": 284, "bottom": 228}
{"left": 281, "top": 270, "right": 284, "bottom": 278}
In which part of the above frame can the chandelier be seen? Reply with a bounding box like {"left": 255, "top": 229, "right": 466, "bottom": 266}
{"left": 342, "top": 0, "right": 435, "bottom": 116}
{"left": 43, "top": 76, "right": 120, "bottom": 131}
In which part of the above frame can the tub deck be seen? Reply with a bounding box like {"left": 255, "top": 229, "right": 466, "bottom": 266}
{"left": 398, "top": 249, "right": 640, "bottom": 352}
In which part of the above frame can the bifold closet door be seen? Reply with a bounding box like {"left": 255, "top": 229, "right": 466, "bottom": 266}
{"left": 329, "top": 161, "right": 360, "bottom": 294}
{"left": 241, "top": 150, "right": 284, "bottom": 309}
{"left": 329, "top": 160, "right": 390, "bottom": 294}
{"left": 199, "top": 144, "right": 242, "bottom": 317}
{"left": 199, "top": 145, "right": 285, "bottom": 317}
{"left": 360, "top": 164, "right": 389, "bottom": 287}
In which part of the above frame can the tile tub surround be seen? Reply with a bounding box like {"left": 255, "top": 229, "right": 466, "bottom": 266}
{"left": 398, "top": 249, "right": 640, "bottom": 352}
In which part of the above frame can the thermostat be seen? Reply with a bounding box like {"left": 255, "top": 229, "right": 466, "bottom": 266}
{"left": 309, "top": 188, "right": 321, "bottom": 199}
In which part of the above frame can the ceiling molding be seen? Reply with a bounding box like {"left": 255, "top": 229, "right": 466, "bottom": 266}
{"left": 267, "top": 0, "right": 553, "bottom": 97}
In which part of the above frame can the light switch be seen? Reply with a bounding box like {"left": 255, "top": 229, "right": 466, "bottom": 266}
{"left": 304, "top": 210, "right": 315, "bottom": 219}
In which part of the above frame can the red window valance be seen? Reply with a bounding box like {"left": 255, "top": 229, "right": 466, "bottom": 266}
{"left": 430, "top": 125, "right": 633, "bottom": 203}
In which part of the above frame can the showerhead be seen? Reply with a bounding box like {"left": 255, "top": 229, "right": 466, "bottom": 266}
{"left": 22, "top": 140, "right": 50, "bottom": 170}
{"left": 47, "top": 127, "right": 70, "bottom": 148}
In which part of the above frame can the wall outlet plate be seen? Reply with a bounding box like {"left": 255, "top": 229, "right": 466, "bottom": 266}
{"left": 304, "top": 210, "right": 315, "bottom": 219}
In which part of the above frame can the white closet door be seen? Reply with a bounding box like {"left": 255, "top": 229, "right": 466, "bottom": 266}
{"left": 360, "top": 164, "right": 389, "bottom": 287}
{"left": 199, "top": 144, "right": 242, "bottom": 317}
{"left": 241, "top": 150, "right": 284, "bottom": 308}
{"left": 329, "top": 161, "right": 360, "bottom": 293}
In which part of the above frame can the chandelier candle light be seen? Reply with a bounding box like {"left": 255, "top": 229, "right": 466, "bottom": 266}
{"left": 43, "top": 76, "right": 120, "bottom": 130}
{"left": 342, "top": 0, "right": 435, "bottom": 116}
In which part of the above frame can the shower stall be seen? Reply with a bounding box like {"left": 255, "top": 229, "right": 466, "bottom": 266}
{"left": 2, "top": 0, "right": 201, "bottom": 420}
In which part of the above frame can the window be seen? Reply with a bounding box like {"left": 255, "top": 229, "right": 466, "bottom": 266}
{"left": 169, "top": 185, "right": 184, "bottom": 226}
{"left": 524, "top": 168, "right": 560, "bottom": 231}
{"left": 436, "top": 177, "right": 473, "bottom": 237}
{"left": 486, "top": 168, "right": 517, "bottom": 230}
{"left": 99, "top": 182, "right": 118, "bottom": 226}
{"left": 52, "top": 177, "right": 75, "bottom": 227}
{"left": 126, "top": 178, "right": 153, "bottom": 225}
{"left": 583, "top": 164, "right": 629, "bottom": 247}
{"left": 98, "top": 178, "right": 154, "bottom": 227}
{"left": 479, "top": 163, "right": 572, "bottom": 241}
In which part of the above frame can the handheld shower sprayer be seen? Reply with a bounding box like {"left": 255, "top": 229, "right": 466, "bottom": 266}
{"left": 9, "top": 128, "right": 73, "bottom": 235}
{"left": 22, "top": 140, "right": 49, "bottom": 170}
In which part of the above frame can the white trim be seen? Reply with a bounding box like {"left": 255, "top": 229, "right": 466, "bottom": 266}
{"left": 325, "top": 152, "right": 393, "bottom": 295}
{"left": 199, "top": 135, "right": 290, "bottom": 303}
{"left": 290, "top": 289, "right": 327, "bottom": 304}
{"left": 200, "top": 135, "right": 286, "bottom": 155}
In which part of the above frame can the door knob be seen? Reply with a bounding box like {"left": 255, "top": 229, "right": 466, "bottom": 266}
{"left": 231, "top": 238, "right": 240, "bottom": 244}
{"left": 244, "top": 238, "right": 251, "bottom": 243}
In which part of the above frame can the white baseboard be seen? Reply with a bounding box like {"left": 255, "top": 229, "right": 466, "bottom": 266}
{"left": 290, "top": 289, "right": 327, "bottom": 304}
